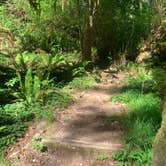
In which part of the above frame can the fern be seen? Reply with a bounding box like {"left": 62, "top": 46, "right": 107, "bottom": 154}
{"left": 33, "top": 75, "right": 41, "bottom": 101}
{"left": 24, "top": 68, "right": 33, "bottom": 103}
{"left": 21, "top": 68, "right": 42, "bottom": 104}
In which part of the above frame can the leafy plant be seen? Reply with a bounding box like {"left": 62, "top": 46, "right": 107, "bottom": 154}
{"left": 0, "top": 113, "right": 27, "bottom": 152}
{"left": 111, "top": 67, "right": 162, "bottom": 165}
{"left": 113, "top": 148, "right": 152, "bottom": 165}
{"left": 5, "top": 77, "right": 19, "bottom": 88}
{"left": 30, "top": 135, "right": 47, "bottom": 152}
{"left": 2, "top": 102, "right": 34, "bottom": 122}
{"left": 124, "top": 66, "right": 156, "bottom": 93}
{"left": 29, "top": 141, "right": 47, "bottom": 152}
{"left": 32, "top": 135, "right": 41, "bottom": 141}
{"left": 97, "top": 154, "right": 108, "bottom": 161}
{"left": 111, "top": 90, "right": 140, "bottom": 103}
{"left": 72, "top": 61, "right": 91, "bottom": 77}
{"left": 0, "top": 101, "right": 37, "bottom": 153}
{"left": 67, "top": 76, "right": 96, "bottom": 90}
{"left": 43, "top": 88, "right": 73, "bottom": 108}
{"left": 22, "top": 68, "right": 41, "bottom": 104}
{"left": 28, "top": 102, "right": 55, "bottom": 122}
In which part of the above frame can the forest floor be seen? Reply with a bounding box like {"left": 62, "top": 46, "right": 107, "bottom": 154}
{"left": 7, "top": 71, "right": 126, "bottom": 166}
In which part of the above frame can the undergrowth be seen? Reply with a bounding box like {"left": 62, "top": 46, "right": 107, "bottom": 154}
{"left": 0, "top": 85, "right": 74, "bottom": 153}
{"left": 67, "top": 76, "right": 96, "bottom": 90}
{"left": 111, "top": 66, "right": 162, "bottom": 165}
{"left": 0, "top": 103, "right": 29, "bottom": 154}
{"left": 0, "top": 73, "right": 96, "bottom": 155}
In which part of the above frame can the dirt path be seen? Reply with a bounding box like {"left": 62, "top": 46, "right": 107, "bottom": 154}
{"left": 8, "top": 72, "right": 126, "bottom": 166}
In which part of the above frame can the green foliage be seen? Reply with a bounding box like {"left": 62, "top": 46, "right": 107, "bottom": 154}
{"left": 30, "top": 136, "right": 47, "bottom": 152}
{"left": 152, "top": 68, "right": 166, "bottom": 95}
{"left": 111, "top": 67, "right": 162, "bottom": 165}
{"left": 112, "top": 92, "right": 161, "bottom": 126}
{"left": 14, "top": 51, "right": 82, "bottom": 84}
{"left": 24, "top": 68, "right": 33, "bottom": 102}
{"left": 124, "top": 66, "right": 156, "bottom": 93}
{"left": 15, "top": 51, "right": 65, "bottom": 80}
{"left": 2, "top": 102, "right": 34, "bottom": 122}
{"left": 29, "top": 141, "right": 47, "bottom": 152}
{"left": 1, "top": 0, "right": 79, "bottom": 53}
{"left": 112, "top": 90, "right": 140, "bottom": 103}
{"left": 23, "top": 68, "right": 41, "bottom": 104}
{"left": 124, "top": 120, "right": 156, "bottom": 149}
{"left": 0, "top": 104, "right": 28, "bottom": 153}
{"left": 5, "top": 77, "right": 19, "bottom": 88}
{"left": 67, "top": 76, "right": 96, "bottom": 90}
{"left": 0, "top": 65, "right": 16, "bottom": 105}
{"left": 43, "top": 88, "right": 73, "bottom": 108}
{"left": 18, "top": 0, "right": 79, "bottom": 53}
{"left": 93, "top": 0, "right": 157, "bottom": 61}
{"left": 32, "top": 135, "right": 41, "bottom": 141}
{"left": 128, "top": 95, "right": 161, "bottom": 124}
{"left": 72, "top": 61, "right": 91, "bottom": 77}
{"left": 29, "top": 103, "right": 55, "bottom": 123}
{"left": 113, "top": 148, "right": 152, "bottom": 165}
{"left": 97, "top": 154, "right": 108, "bottom": 161}
{"left": 14, "top": 52, "right": 76, "bottom": 105}
{"left": 0, "top": 97, "right": 67, "bottom": 153}
{"left": 1, "top": 0, "right": 159, "bottom": 62}
{"left": 18, "top": 86, "right": 72, "bottom": 122}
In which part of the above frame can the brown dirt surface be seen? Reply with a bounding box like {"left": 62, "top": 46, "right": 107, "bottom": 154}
{"left": 7, "top": 71, "right": 126, "bottom": 166}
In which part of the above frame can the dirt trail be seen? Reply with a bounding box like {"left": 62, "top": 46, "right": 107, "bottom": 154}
{"left": 8, "top": 72, "right": 126, "bottom": 166}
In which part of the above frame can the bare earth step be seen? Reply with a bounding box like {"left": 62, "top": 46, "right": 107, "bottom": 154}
{"left": 44, "top": 138, "right": 123, "bottom": 150}
{"left": 41, "top": 73, "right": 126, "bottom": 165}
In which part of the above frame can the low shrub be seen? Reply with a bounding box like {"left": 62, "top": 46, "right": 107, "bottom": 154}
{"left": 0, "top": 104, "right": 28, "bottom": 153}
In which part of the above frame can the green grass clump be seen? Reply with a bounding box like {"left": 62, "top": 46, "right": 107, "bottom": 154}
{"left": 44, "top": 88, "right": 73, "bottom": 108}
{"left": 97, "top": 154, "right": 108, "bottom": 161}
{"left": 112, "top": 91, "right": 161, "bottom": 125}
{"left": 112, "top": 90, "right": 140, "bottom": 103}
{"left": 29, "top": 135, "right": 47, "bottom": 152}
{"left": 113, "top": 148, "right": 152, "bottom": 165}
{"left": 128, "top": 94, "right": 161, "bottom": 125}
{"left": 111, "top": 68, "right": 162, "bottom": 165}
{"left": 29, "top": 141, "right": 47, "bottom": 152}
{"left": 67, "top": 76, "right": 96, "bottom": 90}
{"left": 124, "top": 120, "right": 156, "bottom": 149}
{"left": 112, "top": 92, "right": 161, "bottom": 165}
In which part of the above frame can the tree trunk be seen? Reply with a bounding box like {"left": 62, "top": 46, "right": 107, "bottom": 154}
{"left": 81, "top": 0, "right": 93, "bottom": 61}
{"left": 153, "top": 96, "right": 166, "bottom": 166}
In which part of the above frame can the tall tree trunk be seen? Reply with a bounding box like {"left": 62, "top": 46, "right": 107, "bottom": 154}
{"left": 153, "top": 96, "right": 166, "bottom": 166}
{"left": 81, "top": 0, "right": 93, "bottom": 61}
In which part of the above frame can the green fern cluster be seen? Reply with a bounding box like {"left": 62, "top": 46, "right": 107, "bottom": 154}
{"left": 0, "top": 105, "right": 28, "bottom": 153}
{"left": 24, "top": 68, "right": 41, "bottom": 104}
{"left": 124, "top": 66, "right": 156, "bottom": 93}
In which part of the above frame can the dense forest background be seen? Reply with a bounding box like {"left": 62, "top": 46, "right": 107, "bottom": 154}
{"left": 0, "top": 0, "right": 165, "bottom": 165}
